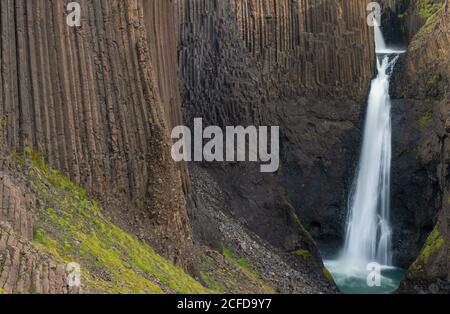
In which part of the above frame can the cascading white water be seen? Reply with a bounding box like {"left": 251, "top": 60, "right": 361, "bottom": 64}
{"left": 325, "top": 22, "right": 408, "bottom": 293}
{"left": 374, "top": 21, "right": 387, "bottom": 53}
{"left": 374, "top": 20, "right": 406, "bottom": 54}
{"left": 341, "top": 55, "right": 397, "bottom": 271}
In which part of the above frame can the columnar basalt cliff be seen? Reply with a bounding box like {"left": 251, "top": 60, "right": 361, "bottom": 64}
{"left": 1, "top": 0, "right": 447, "bottom": 295}
{"left": 177, "top": 0, "right": 375, "bottom": 265}
{"left": 0, "top": 0, "right": 191, "bottom": 266}
{"left": 0, "top": 0, "right": 334, "bottom": 294}
{"left": 390, "top": 0, "right": 450, "bottom": 293}
{"left": 233, "top": 0, "right": 374, "bottom": 98}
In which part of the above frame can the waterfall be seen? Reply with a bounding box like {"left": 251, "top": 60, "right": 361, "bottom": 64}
{"left": 374, "top": 20, "right": 405, "bottom": 54}
{"left": 325, "top": 19, "right": 408, "bottom": 294}
{"left": 341, "top": 55, "right": 398, "bottom": 271}
{"left": 334, "top": 22, "right": 406, "bottom": 274}
{"left": 374, "top": 21, "right": 387, "bottom": 53}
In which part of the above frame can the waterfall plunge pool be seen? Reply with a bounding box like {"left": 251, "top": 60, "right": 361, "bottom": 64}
{"left": 321, "top": 22, "right": 408, "bottom": 294}
{"left": 322, "top": 55, "right": 407, "bottom": 294}
{"left": 324, "top": 260, "right": 406, "bottom": 294}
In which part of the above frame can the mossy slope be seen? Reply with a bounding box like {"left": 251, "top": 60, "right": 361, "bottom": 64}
{"left": 25, "top": 151, "right": 209, "bottom": 294}
{"left": 409, "top": 223, "right": 445, "bottom": 274}
{"left": 195, "top": 247, "right": 275, "bottom": 294}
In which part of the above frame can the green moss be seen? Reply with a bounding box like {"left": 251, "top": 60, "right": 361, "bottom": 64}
{"left": 222, "top": 247, "right": 250, "bottom": 270}
{"left": 0, "top": 115, "right": 7, "bottom": 129}
{"left": 411, "top": 223, "right": 445, "bottom": 272}
{"left": 11, "top": 149, "right": 25, "bottom": 167}
{"left": 419, "top": 0, "right": 445, "bottom": 29}
{"left": 26, "top": 150, "right": 209, "bottom": 294}
{"left": 0, "top": 288, "right": 6, "bottom": 294}
{"left": 291, "top": 211, "right": 300, "bottom": 224}
{"left": 220, "top": 246, "right": 275, "bottom": 292}
{"left": 197, "top": 251, "right": 275, "bottom": 294}
{"left": 409, "top": 1, "right": 445, "bottom": 53}
{"left": 419, "top": 224, "right": 444, "bottom": 264}
{"left": 199, "top": 271, "right": 226, "bottom": 292}
{"left": 24, "top": 146, "right": 32, "bottom": 157}
{"left": 322, "top": 267, "right": 334, "bottom": 283}
{"left": 419, "top": 111, "right": 432, "bottom": 130}
{"left": 419, "top": 0, "right": 444, "bottom": 19}
{"left": 293, "top": 248, "right": 311, "bottom": 260}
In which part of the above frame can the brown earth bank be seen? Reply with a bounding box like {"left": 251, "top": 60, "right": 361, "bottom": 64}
{"left": 0, "top": 0, "right": 448, "bottom": 294}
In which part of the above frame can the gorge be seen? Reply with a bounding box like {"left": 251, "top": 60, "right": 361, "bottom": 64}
{"left": 0, "top": 0, "right": 448, "bottom": 295}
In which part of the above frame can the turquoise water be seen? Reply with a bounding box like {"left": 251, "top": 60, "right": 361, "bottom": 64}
{"left": 325, "top": 261, "right": 406, "bottom": 294}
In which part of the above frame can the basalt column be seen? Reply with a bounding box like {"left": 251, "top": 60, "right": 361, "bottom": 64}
{"left": 0, "top": 0, "right": 192, "bottom": 266}
{"left": 177, "top": 0, "right": 375, "bottom": 255}
{"left": 393, "top": 0, "right": 450, "bottom": 292}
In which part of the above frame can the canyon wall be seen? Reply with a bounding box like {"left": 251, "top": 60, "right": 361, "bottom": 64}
{"left": 392, "top": 0, "right": 450, "bottom": 292}
{"left": 0, "top": 0, "right": 191, "bottom": 265}
{"left": 233, "top": 0, "right": 374, "bottom": 98}
{"left": 0, "top": 0, "right": 345, "bottom": 294}
{"left": 178, "top": 0, "right": 374, "bottom": 125}
{"left": 177, "top": 0, "right": 375, "bottom": 274}
{"left": 4, "top": 0, "right": 447, "bottom": 294}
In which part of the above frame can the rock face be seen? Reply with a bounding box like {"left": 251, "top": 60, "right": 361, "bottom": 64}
{"left": 0, "top": 227, "right": 73, "bottom": 294}
{"left": 0, "top": 0, "right": 344, "bottom": 294}
{"left": 391, "top": 0, "right": 450, "bottom": 292}
{"left": 0, "top": 145, "right": 80, "bottom": 294}
{"left": 0, "top": 0, "right": 191, "bottom": 266}
{"left": 177, "top": 0, "right": 375, "bottom": 289}
{"left": 385, "top": 1, "right": 445, "bottom": 266}
{"left": 6, "top": 0, "right": 448, "bottom": 295}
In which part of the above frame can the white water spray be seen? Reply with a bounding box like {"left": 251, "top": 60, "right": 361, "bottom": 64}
{"left": 374, "top": 20, "right": 406, "bottom": 54}
{"left": 374, "top": 20, "right": 387, "bottom": 53}
{"left": 341, "top": 55, "right": 398, "bottom": 271}
{"left": 324, "top": 19, "right": 409, "bottom": 294}
{"left": 326, "top": 23, "right": 407, "bottom": 285}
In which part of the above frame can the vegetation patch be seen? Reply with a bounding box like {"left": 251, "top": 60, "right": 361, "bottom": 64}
{"left": 20, "top": 150, "right": 209, "bottom": 294}
{"left": 222, "top": 247, "right": 250, "bottom": 270}
{"left": 293, "top": 248, "right": 311, "bottom": 260}
{"left": 411, "top": 223, "right": 444, "bottom": 272}
{"left": 417, "top": 0, "right": 446, "bottom": 31}
{"left": 322, "top": 267, "right": 334, "bottom": 283}
{"left": 199, "top": 271, "right": 227, "bottom": 293}
{"left": 217, "top": 246, "right": 275, "bottom": 293}
{"left": 409, "top": 1, "right": 445, "bottom": 53}
{"left": 419, "top": 111, "right": 432, "bottom": 130}
{"left": 419, "top": 0, "right": 445, "bottom": 20}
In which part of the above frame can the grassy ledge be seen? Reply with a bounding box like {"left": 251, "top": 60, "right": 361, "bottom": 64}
{"left": 21, "top": 149, "right": 209, "bottom": 294}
